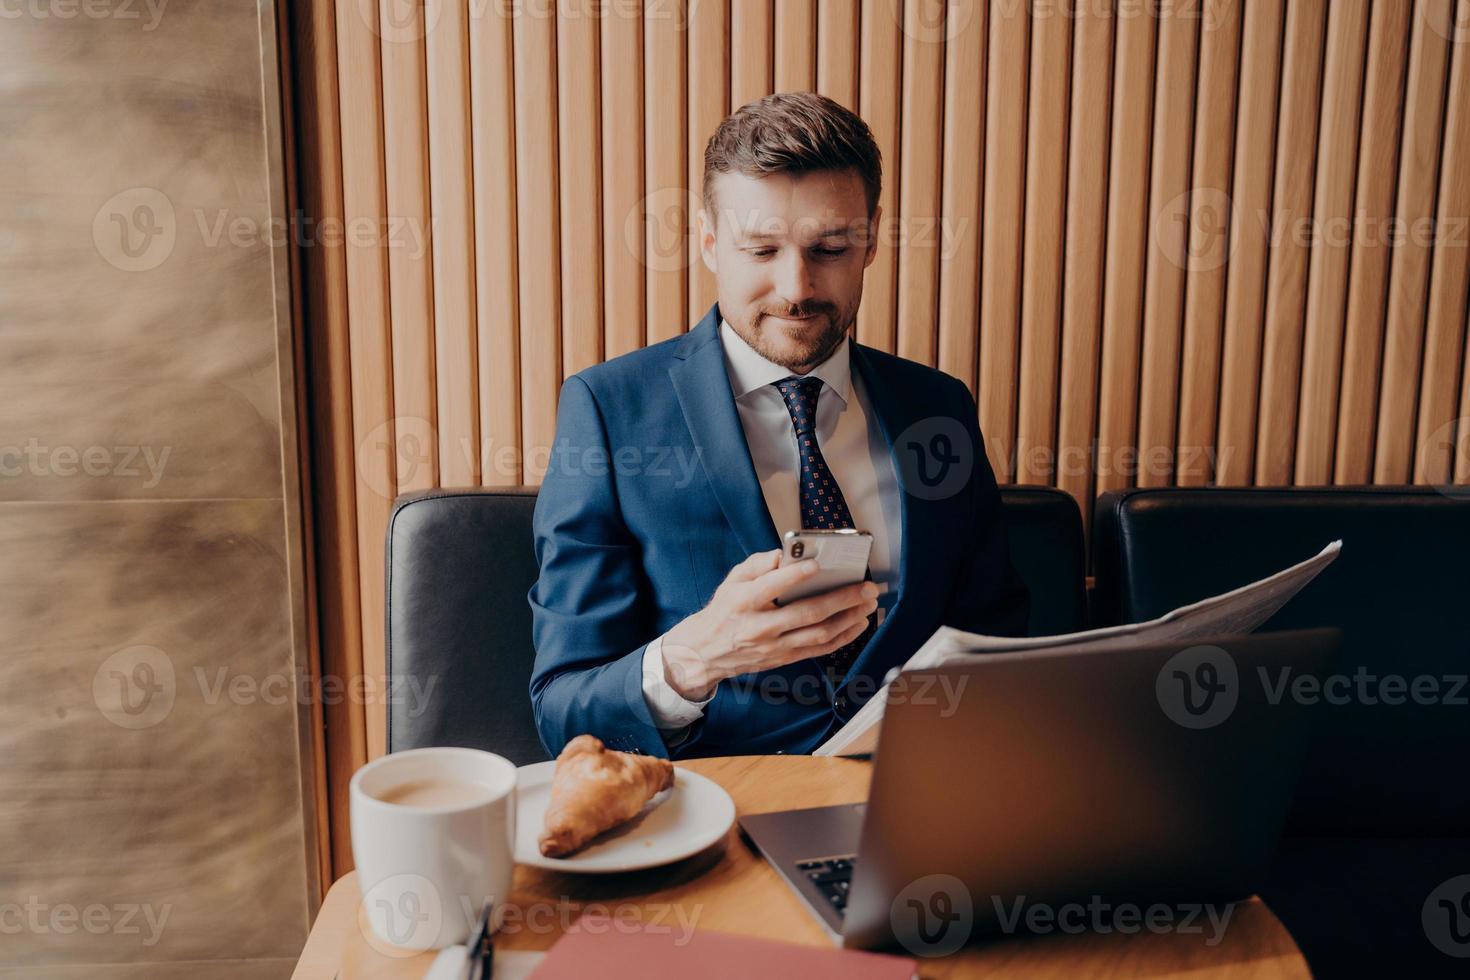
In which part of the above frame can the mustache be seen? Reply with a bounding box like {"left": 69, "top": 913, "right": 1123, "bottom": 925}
{"left": 762, "top": 304, "right": 830, "bottom": 319}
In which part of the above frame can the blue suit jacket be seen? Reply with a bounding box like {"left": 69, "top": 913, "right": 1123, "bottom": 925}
{"left": 528, "top": 303, "right": 1029, "bottom": 759}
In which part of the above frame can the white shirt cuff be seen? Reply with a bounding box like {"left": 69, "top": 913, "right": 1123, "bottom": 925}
{"left": 641, "top": 633, "right": 714, "bottom": 731}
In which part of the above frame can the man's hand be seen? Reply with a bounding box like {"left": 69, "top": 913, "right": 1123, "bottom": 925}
{"left": 660, "top": 549, "right": 880, "bottom": 701}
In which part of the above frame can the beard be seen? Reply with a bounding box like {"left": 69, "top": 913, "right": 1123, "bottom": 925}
{"left": 737, "top": 297, "right": 860, "bottom": 372}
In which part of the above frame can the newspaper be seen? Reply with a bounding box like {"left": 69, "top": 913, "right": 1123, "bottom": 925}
{"left": 814, "top": 539, "right": 1343, "bottom": 757}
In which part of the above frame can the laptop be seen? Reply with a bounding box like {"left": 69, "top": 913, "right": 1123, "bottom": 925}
{"left": 739, "top": 628, "right": 1340, "bottom": 951}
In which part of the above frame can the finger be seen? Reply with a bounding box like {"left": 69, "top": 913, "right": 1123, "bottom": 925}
{"left": 724, "top": 549, "right": 783, "bottom": 585}
{"left": 764, "top": 581, "right": 876, "bottom": 633}
{"left": 744, "top": 557, "right": 824, "bottom": 606}
{"left": 777, "top": 603, "right": 874, "bottom": 652}
{"left": 781, "top": 614, "right": 873, "bottom": 665}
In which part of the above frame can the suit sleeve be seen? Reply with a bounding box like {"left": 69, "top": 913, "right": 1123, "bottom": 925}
{"left": 527, "top": 375, "right": 673, "bottom": 758}
{"left": 940, "top": 378, "right": 1031, "bottom": 637}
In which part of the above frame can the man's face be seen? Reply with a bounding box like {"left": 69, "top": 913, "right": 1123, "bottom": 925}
{"left": 698, "top": 169, "right": 880, "bottom": 374}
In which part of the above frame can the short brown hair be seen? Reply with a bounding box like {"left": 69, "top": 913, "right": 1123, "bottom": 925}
{"left": 702, "top": 91, "right": 883, "bottom": 225}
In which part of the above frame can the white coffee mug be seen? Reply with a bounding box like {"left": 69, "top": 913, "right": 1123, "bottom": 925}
{"left": 349, "top": 747, "right": 517, "bottom": 951}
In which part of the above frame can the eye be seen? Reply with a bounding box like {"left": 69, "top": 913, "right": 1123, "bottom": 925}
{"left": 814, "top": 247, "right": 848, "bottom": 257}
{"left": 746, "top": 248, "right": 776, "bottom": 258}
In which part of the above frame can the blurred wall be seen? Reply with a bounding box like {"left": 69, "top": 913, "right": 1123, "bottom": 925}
{"left": 291, "top": 0, "right": 1470, "bottom": 872}
{"left": 0, "top": 0, "right": 319, "bottom": 976}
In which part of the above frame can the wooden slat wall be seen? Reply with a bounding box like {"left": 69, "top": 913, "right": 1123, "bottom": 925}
{"left": 292, "top": 0, "right": 1470, "bottom": 875}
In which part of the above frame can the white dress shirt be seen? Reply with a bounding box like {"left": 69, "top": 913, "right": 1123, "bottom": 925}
{"left": 640, "top": 319, "right": 904, "bottom": 736}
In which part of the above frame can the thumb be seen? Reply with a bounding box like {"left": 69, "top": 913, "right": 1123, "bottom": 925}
{"left": 728, "top": 548, "right": 782, "bottom": 583}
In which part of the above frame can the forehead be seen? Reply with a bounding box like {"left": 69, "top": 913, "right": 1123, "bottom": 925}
{"left": 709, "top": 170, "right": 867, "bottom": 240}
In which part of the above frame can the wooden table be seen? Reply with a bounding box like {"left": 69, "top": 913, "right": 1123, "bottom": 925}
{"left": 292, "top": 755, "right": 1309, "bottom": 979}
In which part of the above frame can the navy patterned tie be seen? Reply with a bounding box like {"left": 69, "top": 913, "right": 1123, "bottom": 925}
{"left": 773, "top": 376, "right": 877, "bottom": 683}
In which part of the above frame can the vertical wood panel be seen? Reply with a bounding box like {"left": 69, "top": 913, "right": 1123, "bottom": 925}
{"left": 1374, "top": 0, "right": 1454, "bottom": 482}
{"left": 1056, "top": 0, "right": 1114, "bottom": 522}
{"left": 334, "top": 0, "right": 394, "bottom": 761}
{"left": 1095, "top": 0, "right": 1160, "bottom": 496}
{"left": 1015, "top": 0, "right": 1073, "bottom": 485}
{"left": 1175, "top": 0, "right": 1242, "bottom": 487}
{"left": 732, "top": 0, "right": 774, "bottom": 108}
{"left": 895, "top": 0, "right": 946, "bottom": 366}
{"left": 936, "top": 0, "right": 985, "bottom": 396}
{"left": 1216, "top": 0, "right": 1285, "bottom": 485}
{"left": 514, "top": 4, "right": 562, "bottom": 482}
{"left": 1414, "top": 0, "right": 1470, "bottom": 484}
{"left": 645, "top": 2, "right": 688, "bottom": 342}
{"left": 471, "top": 1, "right": 523, "bottom": 487}
{"left": 427, "top": 0, "right": 479, "bottom": 488}
{"left": 776, "top": 0, "right": 817, "bottom": 92}
{"left": 602, "top": 1, "right": 645, "bottom": 359}
{"left": 1135, "top": 3, "right": 1201, "bottom": 488}
{"left": 296, "top": 0, "right": 363, "bottom": 880}
{"left": 857, "top": 0, "right": 902, "bottom": 352}
{"left": 1336, "top": 0, "right": 1414, "bottom": 483}
{"left": 688, "top": 0, "right": 730, "bottom": 322}
{"left": 1295, "top": 0, "right": 1371, "bottom": 485}
{"left": 979, "top": 0, "right": 1030, "bottom": 481}
{"left": 817, "top": 0, "right": 861, "bottom": 110}
{"left": 1254, "top": 0, "right": 1328, "bottom": 486}
{"left": 380, "top": 0, "right": 439, "bottom": 494}
{"left": 559, "top": 0, "right": 605, "bottom": 379}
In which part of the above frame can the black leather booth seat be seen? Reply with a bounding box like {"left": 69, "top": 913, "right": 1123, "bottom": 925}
{"left": 384, "top": 485, "right": 1087, "bottom": 763}
{"left": 1094, "top": 486, "right": 1470, "bottom": 977}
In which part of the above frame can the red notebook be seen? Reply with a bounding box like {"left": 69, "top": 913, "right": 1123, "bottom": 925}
{"left": 528, "top": 917, "right": 918, "bottom": 979}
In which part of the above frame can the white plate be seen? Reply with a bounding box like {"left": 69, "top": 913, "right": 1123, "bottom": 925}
{"left": 513, "top": 760, "right": 736, "bottom": 873}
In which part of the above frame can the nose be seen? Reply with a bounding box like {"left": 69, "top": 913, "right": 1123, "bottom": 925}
{"left": 771, "top": 249, "right": 817, "bottom": 308}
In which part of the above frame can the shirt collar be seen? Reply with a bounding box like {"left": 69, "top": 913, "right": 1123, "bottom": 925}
{"left": 719, "top": 318, "right": 851, "bottom": 406}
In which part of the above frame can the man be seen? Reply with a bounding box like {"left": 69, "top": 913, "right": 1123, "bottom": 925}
{"left": 529, "top": 92, "right": 1029, "bottom": 759}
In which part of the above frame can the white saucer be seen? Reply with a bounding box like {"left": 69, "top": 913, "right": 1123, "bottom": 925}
{"left": 513, "top": 760, "right": 736, "bottom": 873}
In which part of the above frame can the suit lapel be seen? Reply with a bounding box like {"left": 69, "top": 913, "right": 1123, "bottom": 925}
{"left": 848, "top": 342, "right": 941, "bottom": 670}
{"left": 670, "top": 305, "right": 781, "bottom": 557}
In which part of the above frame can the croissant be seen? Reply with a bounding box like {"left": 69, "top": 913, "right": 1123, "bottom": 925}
{"left": 538, "top": 735, "right": 675, "bottom": 858}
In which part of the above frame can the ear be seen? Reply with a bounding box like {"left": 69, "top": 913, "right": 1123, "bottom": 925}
{"left": 863, "top": 204, "right": 883, "bottom": 267}
{"left": 698, "top": 207, "right": 718, "bottom": 274}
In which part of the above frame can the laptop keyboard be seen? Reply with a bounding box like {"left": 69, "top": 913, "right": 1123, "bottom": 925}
{"left": 796, "top": 855, "right": 858, "bottom": 915}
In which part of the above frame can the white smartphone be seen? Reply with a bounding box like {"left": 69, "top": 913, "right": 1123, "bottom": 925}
{"left": 772, "top": 528, "right": 874, "bottom": 606}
